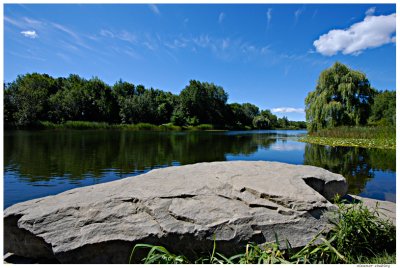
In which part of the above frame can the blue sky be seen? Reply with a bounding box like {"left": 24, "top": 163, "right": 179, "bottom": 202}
{"left": 4, "top": 4, "right": 396, "bottom": 121}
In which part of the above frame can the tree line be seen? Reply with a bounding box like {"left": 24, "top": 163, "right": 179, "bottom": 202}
{"left": 4, "top": 73, "right": 306, "bottom": 130}
{"left": 305, "top": 62, "right": 396, "bottom": 132}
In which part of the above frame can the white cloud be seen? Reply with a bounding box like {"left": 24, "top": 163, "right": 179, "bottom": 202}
{"left": 272, "top": 107, "right": 305, "bottom": 113}
{"left": 313, "top": 13, "right": 396, "bottom": 56}
{"left": 218, "top": 12, "right": 225, "bottom": 24}
{"left": 20, "top": 30, "right": 38, "bottom": 38}
{"left": 266, "top": 8, "right": 272, "bottom": 27}
{"left": 365, "top": 7, "right": 376, "bottom": 16}
{"left": 149, "top": 4, "right": 160, "bottom": 15}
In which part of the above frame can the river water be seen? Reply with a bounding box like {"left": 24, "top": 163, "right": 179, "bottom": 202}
{"left": 4, "top": 129, "right": 396, "bottom": 208}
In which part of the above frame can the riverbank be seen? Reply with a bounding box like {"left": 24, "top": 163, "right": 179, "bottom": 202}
{"left": 6, "top": 120, "right": 306, "bottom": 132}
{"left": 298, "top": 126, "right": 395, "bottom": 150}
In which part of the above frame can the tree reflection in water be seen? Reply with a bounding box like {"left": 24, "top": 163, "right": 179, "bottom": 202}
{"left": 4, "top": 130, "right": 395, "bottom": 207}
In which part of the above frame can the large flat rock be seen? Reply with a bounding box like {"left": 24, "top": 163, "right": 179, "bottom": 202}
{"left": 4, "top": 161, "right": 348, "bottom": 263}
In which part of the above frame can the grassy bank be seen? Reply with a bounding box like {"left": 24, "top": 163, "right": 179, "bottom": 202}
{"left": 10, "top": 121, "right": 306, "bottom": 132}
{"left": 298, "top": 126, "right": 395, "bottom": 150}
{"left": 129, "top": 197, "right": 395, "bottom": 264}
{"left": 35, "top": 121, "right": 219, "bottom": 131}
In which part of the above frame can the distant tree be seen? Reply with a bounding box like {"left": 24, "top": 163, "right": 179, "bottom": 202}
{"left": 368, "top": 90, "right": 396, "bottom": 126}
{"left": 241, "top": 103, "right": 260, "bottom": 126}
{"left": 253, "top": 115, "right": 270, "bottom": 129}
{"left": 305, "top": 62, "right": 376, "bottom": 132}
{"left": 9, "top": 73, "right": 57, "bottom": 126}
{"left": 5, "top": 72, "right": 308, "bottom": 130}
{"left": 113, "top": 80, "right": 135, "bottom": 100}
{"left": 277, "top": 116, "right": 289, "bottom": 128}
{"left": 47, "top": 74, "right": 86, "bottom": 123}
{"left": 120, "top": 87, "right": 175, "bottom": 124}
{"left": 4, "top": 83, "right": 17, "bottom": 126}
{"left": 260, "top": 109, "right": 278, "bottom": 128}
{"left": 179, "top": 80, "right": 229, "bottom": 126}
{"left": 171, "top": 106, "right": 188, "bottom": 126}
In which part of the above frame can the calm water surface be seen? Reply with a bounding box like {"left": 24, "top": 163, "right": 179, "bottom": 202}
{"left": 4, "top": 129, "right": 396, "bottom": 208}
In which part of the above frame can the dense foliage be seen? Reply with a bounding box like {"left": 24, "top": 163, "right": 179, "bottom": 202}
{"left": 305, "top": 62, "right": 395, "bottom": 132}
{"left": 368, "top": 90, "right": 396, "bottom": 126}
{"left": 4, "top": 73, "right": 305, "bottom": 130}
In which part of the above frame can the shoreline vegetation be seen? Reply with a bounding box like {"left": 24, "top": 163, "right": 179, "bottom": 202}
{"left": 4, "top": 73, "right": 306, "bottom": 131}
{"left": 129, "top": 196, "right": 395, "bottom": 264}
{"left": 298, "top": 126, "right": 396, "bottom": 150}
{"left": 8, "top": 120, "right": 307, "bottom": 131}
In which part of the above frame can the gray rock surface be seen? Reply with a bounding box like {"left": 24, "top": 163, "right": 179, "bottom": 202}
{"left": 4, "top": 161, "right": 348, "bottom": 263}
{"left": 347, "top": 195, "right": 396, "bottom": 225}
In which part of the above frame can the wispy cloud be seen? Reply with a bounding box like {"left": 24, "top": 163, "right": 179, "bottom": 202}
{"left": 100, "top": 29, "right": 137, "bottom": 44}
{"left": 183, "top": 18, "right": 189, "bottom": 27}
{"left": 266, "top": 8, "right": 272, "bottom": 27}
{"left": 56, "top": 52, "right": 71, "bottom": 63}
{"left": 149, "top": 4, "right": 160, "bottom": 15}
{"left": 164, "top": 37, "right": 189, "bottom": 49}
{"left": 313, "top": 12, "right": 396, "bottom": 56}
{"left": 365, "top": 7, "right": 376, "bottom": 16}
{"left": 8, "top": 50, "right": 45, "bottom": 61}
{"left": 5, "top": 16, "right": 26, "bottom": 28}
{"left": 52, "top": 22, "right": 94, "bottom": 51}
{"left": 272, "top": 107, "right": 305, "bottom": 113}
{"left": 218, "top": 12, "right": 226, "bottom": 24}
{"left": 294, "top": 6, "right": 305, "bottom": 25}
{"left": 312, "top": 9, "right": 318, "bottom": 19}
{"left": 20, "top": 30, "right": 38, "bottom": 38}
{"left": 100, "top": 29, "right": 114, "bottom": 38}
{"left": 52, "top": 22, "right": 80, "bottom": 40}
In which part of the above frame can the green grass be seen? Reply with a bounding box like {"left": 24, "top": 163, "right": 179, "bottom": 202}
{"left": 299, "top": 126, "right": 396, "bottom": 150}
{"left": 37, "top": 121, "right": 223, "bottom": 131}
{"left": 129, "top": 197, "right": 396, "bottom": 264}
{"left": 309, "top": 126, "right": 395, "bottom": 139}
{"left": 37, "top": 121, "right": 182, "bottom": 131}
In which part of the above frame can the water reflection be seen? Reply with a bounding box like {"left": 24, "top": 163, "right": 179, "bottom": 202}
{"left": 4, "top": 130, "right": 395, "bottom": 207}
{"left": 303, "top": 144, "right": 395, "bottom": 200}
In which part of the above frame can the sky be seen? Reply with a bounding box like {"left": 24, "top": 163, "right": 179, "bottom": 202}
{"left": 4, "top": 4, "right": 396, "bottom": 121}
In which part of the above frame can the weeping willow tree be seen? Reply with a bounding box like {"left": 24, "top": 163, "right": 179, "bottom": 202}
{"left": 305, "top": 62, "right": 376, "bottom": 132}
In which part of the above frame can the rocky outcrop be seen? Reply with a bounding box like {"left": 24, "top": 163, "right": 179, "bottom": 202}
{"left": 4, "top": 161, "right": 348, "bottom": 263}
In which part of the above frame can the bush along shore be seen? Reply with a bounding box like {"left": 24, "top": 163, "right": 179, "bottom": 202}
{"left": 298, "top": 126, "right": 396, "bottom": 150}
{"left": 10, "top": 120, "right": 306, "bottom": 131}
{"left": 129, "top": 196, "right": 395, "bottom": 264}
{"left": 35, "top": 121, "right": 216, "bottom": 131}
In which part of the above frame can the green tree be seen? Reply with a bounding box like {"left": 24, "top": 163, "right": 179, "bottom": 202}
{"left": 179, "top": 80, "right": 229, "bottom": 126}
{"left": 4, "top": 83, "right": 17, "bottom": 126}
{"left": 277, "top": 116, "right": 289, "bottom": 128}
{"left": 368, "top": 90, "right": 396, "bottom": 126}
{"left": 260, "top": 109, "right": 278, "bottom": 128}
{"left": 253, "top": 115, "right": 270, "bottom": 129}
{"left": 305, "top": 62, "right": 376, "bottom": 132}
{"left": 9, "top": 73, "right": 57, "bottom": 126}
